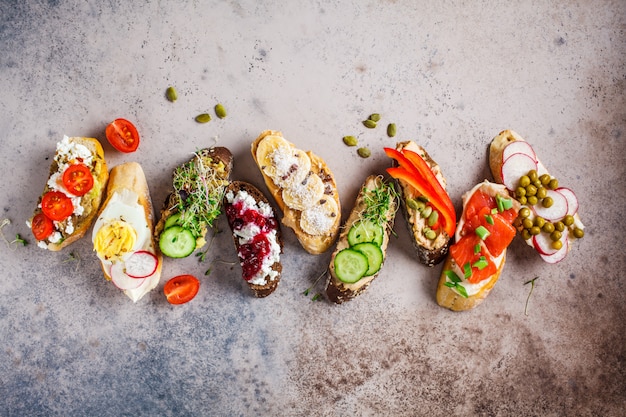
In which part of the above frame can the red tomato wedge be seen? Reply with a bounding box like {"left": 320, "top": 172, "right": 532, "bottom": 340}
{"left": 449, "top": 234, "right": 497, "bottom": 284}
{"left": 62, "top": 163, "right": 94, "bottom": 196}
{"left": 164, "top": 274, "right": 200, "bottom": 305}
{"left": 31, "top": 213, "right": 54, "bottom": 240}
{"left": 41, "top": 191, "right": 73, "bottom": 221}
{"left": 105, "top": 118, "right": 140, "bottom": 153}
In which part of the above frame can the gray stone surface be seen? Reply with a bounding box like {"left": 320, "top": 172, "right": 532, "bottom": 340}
{"left": 0, "top": 1, "right": 624, "bottom": 416}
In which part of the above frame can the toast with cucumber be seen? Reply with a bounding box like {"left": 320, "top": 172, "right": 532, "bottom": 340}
{"left": 251, "top": 130, "right": 341, "bottom": 255}
{"left": 385, "top": 141, "right": 456, "bottom": 267}
{"left": 325, "top": 175, "right": 397, "bottom": 304}
{"left": 489, "top": 130, "right": 584, "bottom": 263}
{"left": 155, "top": 147, "right": 233, "bottom": 258}
{"left": 224, "top": 181, "right": 283, "bottom": 298}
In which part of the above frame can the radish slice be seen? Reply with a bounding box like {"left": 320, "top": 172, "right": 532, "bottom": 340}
{"left": 110, "top": 263, "right": 147, "bottom": 290}
{"left": 556, "top": 187, "right": 578, "bottom": 216}
{"left": 533, "top": 189, "right": 568, "bottom": 221}
{"left": 502, "top": 141, "right": 537, "bottom": 163}
{"left": 532, "top": 229, "right": 568, "bottom": 256}
{"left": 501, "top": 153, "right": 538, "bottom": 191}
{"left": 125, "top": 250, "right": 158, "bottom": 278}
{"left": 539, "top": 236, "right": 569, "bottom": 264}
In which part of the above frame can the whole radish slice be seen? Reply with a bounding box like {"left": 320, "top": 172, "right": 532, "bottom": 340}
{"left": 556, "top": 187, "right": 579, "bottom": 216}
{"left": 539, "top": 236, "right": 569, "bottom": 264}
{"left": 125, "top": 250, "right": 159, "bottom": 278}
{"left": 110, "top": 263, "right": 147, "bottom": 290}
{"left": 502, "top": 141, "right": 537, "bottom": 163}
{"left": 533, "top": 189, "right": 569, "bottom": 221}
{"left": 500, "top": 153, "right": 538, "bottom": 191}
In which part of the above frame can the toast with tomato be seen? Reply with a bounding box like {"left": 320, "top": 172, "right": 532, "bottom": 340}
{"left": 224, "top": 181, "right": 283, "bottom": 298}
{"left": 92, "top": 162, "right": 163, "bottom": 302}
{"left": 251, "top": 130, "right": 341, "bottom": 255}
{"left": 436, "top": 181, "right": 520, "bottom": 311}
{"left": 489, "top": 130, "right": 584, "bottom": 264}
{"left": 28, "top": 136, "right": 109, "bottom": 251}
{"left": 155, "top": 147, "right": 233, "bottom": 259}
{"left": 385, "top": 142, "right": 455, "bottom": 267}
{"left": 325, "top": 175, "right": 397, "bottom": 303}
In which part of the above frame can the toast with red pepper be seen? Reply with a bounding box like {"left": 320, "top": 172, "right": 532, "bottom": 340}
{"left": 28, "top": 136, "right": 109, "bottom": 251}
{"left": 436, "top": 181, "right": 520, "bottom": 311}
{"left": 251, "top": 130, "right": 341, "bottom": 255}
{"left": 385, "top": 142, "right": 455, "bottom": 267}
{"left": 224, "top": 181, "right": 283, "bottom": 298}
{"left": 325, "top": 175, "right": 397, "bottom": 303}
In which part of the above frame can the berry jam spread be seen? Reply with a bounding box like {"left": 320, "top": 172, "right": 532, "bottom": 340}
{"left": 225, "top": 190, "right": 280, "bottom": 284}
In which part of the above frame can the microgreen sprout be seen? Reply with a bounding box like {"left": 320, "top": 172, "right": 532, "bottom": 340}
{"left": 524, "top": 276, "right": 539, "bottom": 315}
{"left": 0, "top": 219, "right": 28, "bottom": 249}
{"left": 303, "top": 268, "right": 327, "bottom": 301}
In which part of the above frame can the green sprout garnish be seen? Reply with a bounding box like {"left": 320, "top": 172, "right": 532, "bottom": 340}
{"left": 524, "top": 277, "right": 539, "bottom": 315}
{"left": 303, "top": 269, "right": 327, "bottom": 301}
{"left": 1, "top": 219, "right": 28, "bottom": 249}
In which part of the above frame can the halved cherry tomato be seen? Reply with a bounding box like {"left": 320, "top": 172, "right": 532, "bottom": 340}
{"left": 105, "top": 118, "right": 140, "bottom": 153}
{"left": 62, "top": 163, "right": 94, "bottom": 196}
{"left": 41, "top": 191, "right": 73, "bottom": 221}
{"left": 164, "top": 274, "right": 200, "bottom": 305}
{"left": 31, "top": 213, "right": 54, "bottom": 240}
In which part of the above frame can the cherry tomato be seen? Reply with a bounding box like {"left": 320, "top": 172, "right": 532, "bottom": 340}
{"left": 41, "top": 191, "right": 74, "bottom": 221}
{"left": 62, "top": 163, "right": 94, "bottom": 196}
{"left": 105, "top": 118, "right": 140, "bottom": 153}
{"left": 31, "top": 213, "right": 54, "bottom": 240}
{"left": 164, "top": 274, "right": 200, "bottom": 305}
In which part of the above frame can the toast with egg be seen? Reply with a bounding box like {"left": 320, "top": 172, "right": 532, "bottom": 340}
{"left": 325, "top": 175, "right": 397, "bottom": 303}
{"left": 28, "top": 136, "right": 108, "bottom": 251}
{"left": 251, "top": 130, "right": 341, "bottom": 255}
{"left": 92, "top": 162, "right": 163, "bottom": 302}
{"left": 224, "top": 181, "right": 283, "bottom": 298}
{"left": 436, "top": 181, "right": 520, "bottom": 311}
{"left": 155, "top": 147, "right": 233, "bottom": 259}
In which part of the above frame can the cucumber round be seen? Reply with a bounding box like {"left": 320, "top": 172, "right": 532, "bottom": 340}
{"left": 347, "top": 220, "right": 384, "bottom": 246}
{"left": 334, "top": 248, "right": 369, "bottom": 283}
{"left": 159, "top": 226, "right": 196, "bottom": 258}
{"left": 164, "top": 212, "right": 199, "bottom": 236}
{"left": 351, "top": 242, "right": 383, "bottom": 277}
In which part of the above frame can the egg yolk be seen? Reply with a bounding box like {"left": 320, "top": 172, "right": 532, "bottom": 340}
{"left": 94, "top": 219, "right": 137, "bottom": 261}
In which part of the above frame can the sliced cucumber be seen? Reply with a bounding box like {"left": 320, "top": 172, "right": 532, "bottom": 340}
{"left": 159, "top": 226, "right": 196, "bottom": 258}
{"left": 334, "top": 248, "right": 369, "bottom": 283}
{"left": 164, "top": 212, "right": 200, "bottom": 236}
{"left": 347, "top": 220, "right": 384, "bottom": 246}
{"left": 351, "top": 242, "right": 383, "bottom": 277}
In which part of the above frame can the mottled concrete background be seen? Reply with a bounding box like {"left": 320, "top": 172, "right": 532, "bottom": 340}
{"left": 0, "top": 1, "right": 624, "bottom": 416}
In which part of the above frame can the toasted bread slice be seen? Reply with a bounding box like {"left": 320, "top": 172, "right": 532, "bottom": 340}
{"left": 224, "top": 181, "right": 283, "bottom": 298}
{"left": 92, "top": 162, "right": 163, "bottom": 302}
{"left": 392, "top": 141, "right": 451, "bottom": 266}
{"left": 155, "top": 147, "right": 233, "bottom": 257}
{"left": 251, "top": 130, "right": 341, "bottom": 255}
{"left": 325, "top": 175, "right": 397, "bottom": 303}
{"left": 29, "top": 136, "right": 108, "bottom": 251}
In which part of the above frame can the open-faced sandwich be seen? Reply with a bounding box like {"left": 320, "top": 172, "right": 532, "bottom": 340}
{"left": 251, "top": 130, "right": 341, "bottom": 255}
{"left": 92, "top": 162, "right": 162, "bottom": 302}
{"left": 28, "top": 136, "right": 108, "bottom": 251}
{"left": 224, "top": 181, "right": 283, "bottom": 298}
{"left": 326, "top": 175, "right": 397, "bottom": 303}
{"left": 489, "top": 130, "right": 584, "bottom": 263}
{"left": 155, "top": 147, "right": 233, "bottom": 259}
{"left": 436, "top": 181, "right": 520, "bottom": 311}
{"left": 385, "top": 142, "right": 456, "bottom": 266}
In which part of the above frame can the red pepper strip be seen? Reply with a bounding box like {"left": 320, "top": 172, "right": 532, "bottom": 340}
{"left": 401, "top": 149, "right": 457, "bottom": 220}
{"left": 387, "top": 166, "right": 456, "bottom": 238}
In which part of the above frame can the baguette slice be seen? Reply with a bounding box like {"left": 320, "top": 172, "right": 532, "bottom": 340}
{"left": 489, "top": 130, "right": 584, "bottom": 262}
{"left": 390, "top": 141, "right": 452, "bottom": 266}
{"left": 92, "top": 162, "right": 163, "bottom": 302}
{"left": 325, "top": 175, "right": 397, "bottom": 303}
{"left": 154, "top": 147, "right": 233, "bottom": 257}
{"left": 251, "top": 130, "right": 341, "bottom": 255}
{"left": 29, "top": 136, "right": 108, "bottom": 251}
{"left": 436, "top": 181, "right": 520, "bottom": 311}
{"left": 224, "top": 181, "right": 283, "bottom": 298}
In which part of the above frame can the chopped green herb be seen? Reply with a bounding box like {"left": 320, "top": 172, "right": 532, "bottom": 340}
{"left": 444, "top": 269, "right": 462, "bottom": 283}
{"left": 472, "top": 257, "right": 489, "bottom": 270}
{"left": 474, "top": 243, "right": 481, "bottom": 254}
{"left": 311, "top": 293, "right": 323, "bottom": 301}
{"left": 485, "top": 214, "right": 494, "bottom": 225}
{"left": 463, "top": 262, "right": 472, "bottom": 279}
{"left": 475, "top": 225, "right": 491, "bottom": 240}
{"left": 445, "top": 281, "right": 468, "bottom": 298}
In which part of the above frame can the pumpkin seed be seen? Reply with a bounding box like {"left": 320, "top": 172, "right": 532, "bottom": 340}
{"left": 421, "top": 205, "right": 433, "bottom": 219}
{"left": 195, "top": 113, "right": 211, "bottom": 123}
{"left": 214, "top": 103, "right": 227, "bottom": 119}
{"left": 362, "top": 119, "right": 377, "bottom": 129}
{"left": 387, "top": 123, "right": 396, "bottom": 137}
{"left": 368, "top": 113, "right": 381, "bottom": 122}
{"left": 166, "top": 86, "right": 177, "bottom": 102}
{"left": 342, "top": 135, "right": 358, "bottom": 147}
{"left": 406, "top": 198, "right": 425, "bottom": 211}
{"left": 428, "top": 210, "right": 439, "bottom": 226}
{"left": 357, "top": 147, "right": 371, "bottom": 158}
{"left": 424, "top": 229, "right": 437, "bottom": 240}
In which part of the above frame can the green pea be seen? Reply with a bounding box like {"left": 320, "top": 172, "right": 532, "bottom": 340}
{"left": 555, "top": 221, "right": 565, "bottom": 232}
{"left": 519, "top": 175, "right": 531, "bottom": 188}
{"left": 518, "top": 196, "right": 527, "bottom": 205}
{"left": 548, "top": 179, "right": 559, "bottom": 190}
{"left": 542, "top": 222, "right": 555, "bottom": 233}
{"left": 530, "top": 226, "right": 541, "bottom": 236}
{"left": 550, "top": 230, "right": 562, "bottom": 241}
{"left": 534, "top": 216, "right": 546, "bottom": 228}
{"left": 528, "top": 170, "right": 538, "bottom": 182}
{"left": 526, "top": 184, "right": 537, "bottom": 196}
{"left": 563, "top": 214, "right": 575, "bottom": 226}
{"left": 527, "top": 196, "right": 538, "bottom": 205}
{"left": 573, "top": 228, "right": 584, "bottom": 238}
{"left": 516, "top": 187, "right": 526, "bottom": 198}
{"left": 521, "top": 229, "right": 532, "bottom": 241}
{"left": 552, "top": 240, "right": 563, "bottom": 250}
{"left": 519, "top": 207, "right": 531, "bottom": 218}
{"left": 542, "top": 196, "right": 554, "bottom": 208}
{"left": 523, "top": 218, "right": 534, "bottom": 229}
{"left": 539, "top": 174, "right": 551, "bottom": 185}
{"left": 536, "top": 187, "right": 547, "bottom": 199}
